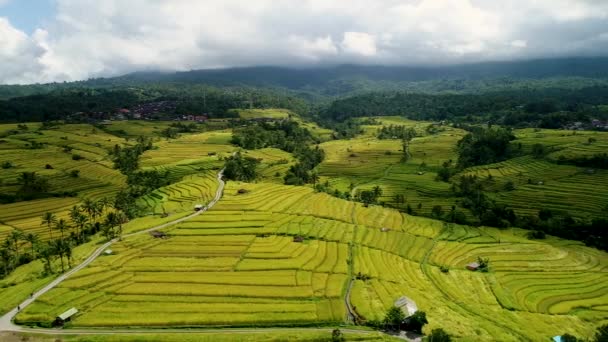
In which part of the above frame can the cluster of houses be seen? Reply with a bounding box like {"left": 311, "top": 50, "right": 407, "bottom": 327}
{"left": 564, "top": 120, "right": 608, "bottom": 131}
{"left": 181, "top": 114, "right": 209, "bottom": 122}
{"left": 114, "top": 101, "right": 177, "bottom": 120}
{"left": 591, "top": 119, "right": 608, "bottom": 130}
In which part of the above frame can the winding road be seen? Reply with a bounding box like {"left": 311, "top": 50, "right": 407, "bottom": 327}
{"left": 0, "top": 169, "right": 226, "bottom": 333}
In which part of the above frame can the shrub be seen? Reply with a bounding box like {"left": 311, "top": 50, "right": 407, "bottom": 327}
{"left": 1, "top": 161, "right": 13, "bottom": 169}
{"left": 331, "top": 329, "right": 345, "bottom": 342}
{"left": 440, "top": 266, "right": 449, "bottom": 273}
{"left": 427, "top": 328, "right": 452, "bottom": 342}
{"left": 477, "top": 257, "right": 490, "bottom": 272}
{"left": 526, "top": 230, "right": 546, "bottom": 240}
{"left": 72, "top": 154, "right": 83, "bottom": 161}
{"left": 406, "top": 311, "right": 428, "bottom": 334}
{"left": 70, "top": 170, "right": 80, "bottom": 178}
{"left": 45, "top": 164, "right": 53, "bottom": 169}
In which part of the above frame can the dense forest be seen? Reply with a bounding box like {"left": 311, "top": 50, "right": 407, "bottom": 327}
{"left": 0, "top": 85, "right": 308, "bottom": 122}
{"left": 321, "top": 86, "right": 608, "bottom": 126}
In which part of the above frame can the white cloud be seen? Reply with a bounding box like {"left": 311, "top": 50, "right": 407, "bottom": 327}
{"left": 288, "top": 35, "right": 338, "bottom": 61}
{"left": 511, "top": 40, "right": 527, "bottom": 48}
{"left": 341, "top": 32, "right": 377, "bottom": 57}
{"left": 0, "top": 18, "right": 47, "bottom": 84}
{"left": 1, "top": 0, "right": 608, "bottom": 84}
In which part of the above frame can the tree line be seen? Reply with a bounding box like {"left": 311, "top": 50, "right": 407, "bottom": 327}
{"left": 1, "top": 197, "right": 127, "bottom": 279}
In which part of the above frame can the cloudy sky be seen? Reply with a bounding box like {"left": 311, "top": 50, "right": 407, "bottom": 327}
{"left": 1, "top": 0, "right": 608, "bottom": 84}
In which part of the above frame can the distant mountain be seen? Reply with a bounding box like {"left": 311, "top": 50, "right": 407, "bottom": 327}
{"left": 2, "top": 57, "right": 608, "bottom": 100}
{"left": 112, "top": 57, "right": 608, "bottom": 87}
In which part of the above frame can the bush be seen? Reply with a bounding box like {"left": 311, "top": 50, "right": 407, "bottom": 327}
{"left": 70, "top": 170, "right": 80, "bottom": 178}
{"left": 440, "top": 266, "right": 449, "bottom": 273}
{"left": 526, "top": 230, "right": 546, "bottom": 240}
{"left": 406, "top": 311, "right": 428, "bottom": 334}
{"left": 331, "top": 329, "right": 345, "bottom": 342}
{"left": 72, "top": 154, "right": 83, "bottom": 161}
{"left": 427, "top": 328, "right": 452, "bottom": 342}
{"left": 45, "top": 164, "right": 53, "bottom": 169}
{"left": 1, "top": 161, "right": 13, "bottom": 169}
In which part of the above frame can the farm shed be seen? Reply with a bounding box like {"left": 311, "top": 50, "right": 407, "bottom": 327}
{"left": 194, "top": 204, "right": 204, "bottom": 211}
{"left": 293, "top": 236, "right": 305, "bottom": 243}
{"left": 394, "top": 296, "right": 418, "bottom": 316}
{"left": 149, "top": 230, "right": 167, "bottom": 239}
{"left": 466, "top": 262, "right": 480, "bottom": 271}
{"left": 54, "top": 307, "right": 78, "bottom": 326}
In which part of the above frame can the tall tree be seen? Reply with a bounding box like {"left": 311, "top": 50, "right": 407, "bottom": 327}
{"left": 41, "top": 212, "right": 57, "bottom": 240}
{"left": 69, "top": 205, "right": 88, "bottom": 242}
{"left": 54, "top": 219, "right": 70, "bottom": 241}
{"left": 24, "top": 233, "right": 39, "bottom": 260}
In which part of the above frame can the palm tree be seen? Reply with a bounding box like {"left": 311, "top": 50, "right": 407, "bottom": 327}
{"left": 41, "top": 212, "right": 57, "bottom": 240}
{"left": 8, "top": 229, "right": 24, "bottom": 262}
{"left": 94, "top": 200, "right": 106, "bottom": 220}
{"left": 38, "top": 241, "right": 55, "bottom": 274}
{"left": 24, "top": 233, "right": 39, "bottom": 259}
{"left": 114, "top": 211, "right": 128, "bottom": 240}
{"left": 51, "top": 239, "right": 65, "bottom": 272}
{"left": 54, "top": 219, "right": 70, "bottom": 241}
{"left": 69, "top": 205, "right": 87, "bottom": 242}
{"left": 103, "top": 212, "right": 118, "bottom": 240}
{"left": 81, "top": 199, "right": 96, "bottom": 222}
{"left": 0, "top": 246, "right": 12, "bottom": 277}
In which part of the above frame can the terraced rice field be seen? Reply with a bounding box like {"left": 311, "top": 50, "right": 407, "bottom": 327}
{"left": 138, "top": 171, "right": 220, "bottom": 215}
{"left": 16, "top": 180, "right": 607, "bottom": 341}
{"left": 16, "top": 212, "right": 349, "bottom": 327}
{"left": 0, "top": 124, "right": 226, "bottom": 241}
{"left": 140, "top": 131, "right": 234, "bottom": 167}
{"left": 462, "top": 155, "right": 608, "bottom": 217}
{"left": 3, "top": 119, "right": 608, "bottom": 341}
{"left": 236, "top": 108, "right": 291, "bottom": 120}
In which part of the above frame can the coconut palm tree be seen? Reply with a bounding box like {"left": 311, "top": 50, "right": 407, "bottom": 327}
{"left": 69, "top": 205, "right": 87, "bottom": 242}
{"left": 54, "top": 219, "right": 70, "bottom": 241}
{"left": 24, "top": 233, "right": 39, "bottom": 260}
{"left": 38, "top": 241, "right": 55, "bottom": 274}
{"left": 41, "top": 212, "right": 57, "bottom": 240}
{"left": 102, "top": 212, "right": 118, "bottom": 240}
{"left": 7, "top": 229, "right": 24, "bottom": 263}
{"left": 51, "top": 239, "right": 65, "bottom": 272}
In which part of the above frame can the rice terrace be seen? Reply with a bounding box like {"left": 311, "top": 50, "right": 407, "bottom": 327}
{"left": 1, "top": 3, "right": 608, "bottom": 341}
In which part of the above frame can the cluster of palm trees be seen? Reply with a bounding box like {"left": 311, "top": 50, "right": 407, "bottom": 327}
{"left": 0, "top": 198, "right": 128, "bottom": 278}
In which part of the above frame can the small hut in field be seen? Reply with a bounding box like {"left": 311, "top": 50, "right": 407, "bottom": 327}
{"left": 54, "top": 307, "right": 78, "bottom": 327}
{"left": 466, "top": 262, "right": 480, "bottom": 271}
